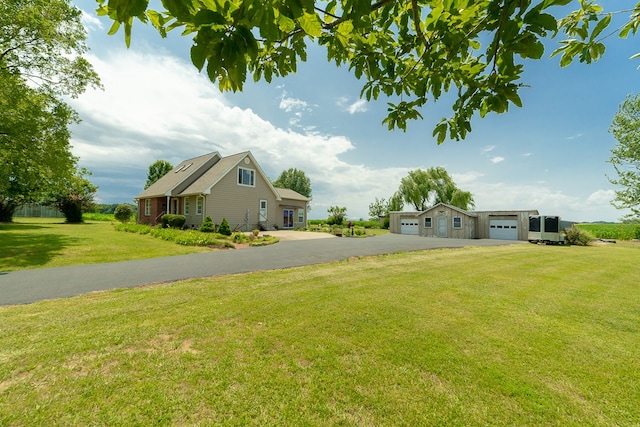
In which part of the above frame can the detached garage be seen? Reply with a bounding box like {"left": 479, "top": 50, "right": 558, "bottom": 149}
{"left": 389, "top": 203, "right": 538, "bottom": 241}
{"left": 489, "top": 220, "right": 518, "bottom": 240}
{"left": 400, "top": 218, "right": 419, "bottom": 235}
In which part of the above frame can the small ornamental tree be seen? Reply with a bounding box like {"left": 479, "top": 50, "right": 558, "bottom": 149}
{"left": 219, "top": 217, "right": 232, "bottom": 236}
{"left": 114, "top": 204, "right": 133, "bottom": 223}
{"left": 200, "top": 215, "right": 215, "bottom": 233}
{"left": 327, "top": 206, "right": 347, "bottom": 226}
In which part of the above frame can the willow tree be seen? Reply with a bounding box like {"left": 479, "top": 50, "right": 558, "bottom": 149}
{"left": 398, "top": 167, "right": 474, "bottom": 211}
{"left": 97, "top": 0, "right": 640, "bottom": 142}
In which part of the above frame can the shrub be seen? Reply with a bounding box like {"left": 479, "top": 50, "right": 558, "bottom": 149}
{"left": 114, "top": 223, "right": 151, "bottom": 234}
{"left": 114, "top": 204, "right": 134, "bottom": 223}
{"left": 200, "top": 215, "right": 215, "bottom": 233}
{"left": 161, "top": 214, "right": 186, "bottom": 229}
{"left": 383, "top": 217, "right": 390, "bottom": 229}
{"left": 564, "top": 227, "right": 595, "bottom": 246}
{"left": 232, "top": 232, "right": 248, "bottom": 243}
{"left": 219, "top": 217, "right": 231, "bottom": 236}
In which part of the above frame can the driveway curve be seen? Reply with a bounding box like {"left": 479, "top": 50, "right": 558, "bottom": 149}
{"left": 0, "top": 233, "right": 523, "bottom": 306}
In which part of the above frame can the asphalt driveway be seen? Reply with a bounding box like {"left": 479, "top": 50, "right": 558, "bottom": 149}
{"left": 0, "top": 233, "right": 523, "bottom": 306}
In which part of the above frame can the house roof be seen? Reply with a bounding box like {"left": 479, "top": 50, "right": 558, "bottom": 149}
{"left": 137, "top": 151, "right": 286, "bottom": 201}
{"left": 136, "top": 152, "right": 220, "bottom": 199}
{"left": 420, "top": 202, "right": 477, "bottom": 217}
{"left": 275, "top": 187, "right": 310, "bottom": 202}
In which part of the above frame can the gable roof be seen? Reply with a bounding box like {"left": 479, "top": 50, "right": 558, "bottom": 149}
{"left": 136, "top": 152, "right": 221, "bottom": 199}
{"left": 137, "top": 151, "right": 284, "bottom": 201}
{"left": 419, "top": 202, "right": 477, "bottom": 217}
{"left": 275, "top": 187, "right": 310, "bottom": 202}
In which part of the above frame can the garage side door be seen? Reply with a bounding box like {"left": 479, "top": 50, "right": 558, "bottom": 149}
{"left": 489, "top": 220, "right": 518, "bottom": 240}
{"left": 400, "top": 219, "right": 419, "bottom": 235}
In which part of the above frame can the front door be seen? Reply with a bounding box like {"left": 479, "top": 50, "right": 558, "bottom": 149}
{"left": 171, "top": 199, "right": 179, "bottom": 214}
{"left": 437, "top": 217, "right": 447, "bottom": 237}
{"left": 283, "top": 209, "right": 294, "bottom": 229}
{"left": 259, "top": 200, "right": 267, "bottom": 222}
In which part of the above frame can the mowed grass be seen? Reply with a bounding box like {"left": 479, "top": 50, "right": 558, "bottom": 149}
{"left": 1, "top": 243, "right": 639, "bottom": 425}
{"left": 0, "top": 218, "right": 209, "bottom": 271}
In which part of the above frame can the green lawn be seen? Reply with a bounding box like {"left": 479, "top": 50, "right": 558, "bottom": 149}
{"left": 0, "top": 218, "right": 209, "bottom": 271}
{"left": 1, "top": 241, "right": 639, "bottom": 425}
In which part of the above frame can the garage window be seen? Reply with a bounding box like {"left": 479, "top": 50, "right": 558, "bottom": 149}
{"left": 453, "top": 216, "right": 462, "bottom": 229}
{"left": 424, "top": 217, "right": 432, "bottom": 228}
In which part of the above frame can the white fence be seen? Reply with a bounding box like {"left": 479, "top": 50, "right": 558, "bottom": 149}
{"left": 14, "top": 204, "right": 64, "bottom": 218}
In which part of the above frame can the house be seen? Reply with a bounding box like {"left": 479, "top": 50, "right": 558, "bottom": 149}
{"left": 389, "top": 203, "right": 538, "bottom": 240}
{"left": 135, "top": 151, "right": 309, "bottom": 231}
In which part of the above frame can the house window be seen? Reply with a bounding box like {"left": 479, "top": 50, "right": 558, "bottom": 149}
{"left": 144, "top": 199, "right": 151, "bottom": 216}
{"left": 184, "top": 197, "right": 190, "bottom": 216}
{"left": 298, "top": 208, "right": 304, "bottom": 223}
{"left": 259, "top": 200, "right": 267, "bottom": 222}
{"left": 424, "top": 217, "right": 432, "bottom": 228}
{"left": 238, "top": 167, "right": 255, "bottom": 187}
{"left": 196, "top": 196, "right": 203, "bottom": 215}
{"left": 453, "top": 216, "right": 462, "bottom": 229}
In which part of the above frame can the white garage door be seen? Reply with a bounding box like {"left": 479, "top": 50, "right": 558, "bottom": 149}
{"left": 400, "top": 219, "right": 419, "bottom": 235}
{"left": 489, "top": 220, "right": 518, "bottom": 240}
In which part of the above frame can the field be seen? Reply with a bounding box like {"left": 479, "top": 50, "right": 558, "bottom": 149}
{"left": 576, "top": 223, "right": 640, "bottom": 240}
{"left": 1, "top": 219, "right": 639, "bottom": 425}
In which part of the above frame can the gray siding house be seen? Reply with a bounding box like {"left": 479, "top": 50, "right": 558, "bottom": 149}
{"left": 389, "top": 203, "right": 538, "bottom": 240}
{"left": 135, "top": 151, "right": 309, "bottom": 231}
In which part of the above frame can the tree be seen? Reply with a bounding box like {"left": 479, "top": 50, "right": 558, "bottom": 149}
{"left": 97, "top": 0, "right": 639, "bottom": 143}
{"left": 398, "top": 167, "right": 474, "bottom": 211}
{"left": 45, "top": 168, "right": 98, "bottom": 223}
{"left": 388, "top": 192, "right": 405, "bottom": 213}
{"left": 1, "top": 0, "right": 101, "bottom": 97}
{"left": 609, "top": 94, "right": 640, "bottom": 220}
{"left": 368, "top": 197, "right": 389, "bottom": 220}
{"left": 114, "top": 204, "right": 134, "bottom": 223}
{"left": 0, "top": 0, "right": 100, "bottom": 221}
{"left": 145, "top": 160, "right": 174, "bottom": 189}
{"left": 272, "top": 168, "right": 312, "bottom": 199}
{"left": 0, "top": 71, "right": 77, "bottom": 222}
{"left": 327, "top": 206, "right": 347, "bottom": 225}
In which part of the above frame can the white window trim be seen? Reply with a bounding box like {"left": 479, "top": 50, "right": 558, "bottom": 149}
{"left": 238, "top": 167, "right": 256, "bottom": 187}
{"left": 144, "top": 199, "right": 151, "bottom": 216}
{"left": 298, "top": 208, "right": 304, "bottom": 223}
{"left": 184, "top": 197, "right": 190, "bottom": 216}
{"left": 453, "top": 216, "right": 462, "bottom": 229}
{"left": 196, "top": 196, "right": 204, "bottom": 215}
{"left": 424, "top": 217, "right": 432, "bottom": 228}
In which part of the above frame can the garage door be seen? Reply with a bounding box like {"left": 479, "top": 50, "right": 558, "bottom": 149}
{"left": 400, "top": 219, "right": 419, "bottom": 235}
{"left": 489, "top": 220, "right": 518, "bottom": 240}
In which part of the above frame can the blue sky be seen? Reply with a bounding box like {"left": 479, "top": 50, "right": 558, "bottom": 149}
{"left": 70, "top": 4, "right": 638, "bottom": 222}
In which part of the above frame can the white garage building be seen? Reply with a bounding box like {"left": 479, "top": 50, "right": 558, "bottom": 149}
{"left": 390, "top": 203, "right": 538, "bottom": 241}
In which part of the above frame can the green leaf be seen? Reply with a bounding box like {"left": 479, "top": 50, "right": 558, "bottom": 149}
{"left": 277, "top": 14, "right": 296, "bottom": 33}
{"left": 193, "top": 9, "right": 227, "bottom": 26}
{"left": 190, "top": 43, "right": 207, "bottom": 70}
{"left": 107, "top": 20, "right": 121, "bottom": 36}
{"left": 297, "top": 12, "right": 322, "bottom": 37}
{"left": 590, "top": 14, "right": 611, "bottom": 41}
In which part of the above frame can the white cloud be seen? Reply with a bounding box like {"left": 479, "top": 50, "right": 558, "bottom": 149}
{"left": 482, "top": 145, "right": 496, "bottom": 153}
{"left": 490, "top": 156, "right": 505, "bottom": 164}
{"left": 68, "top": 48, "right": 409, "bottom": 219}
{"left": 80, "top": 9, "right": 103, "bottom": 31}
{"left": 587, "top": 189, "right": 614, "bottom": 204}
{"left": 279, "top": 93, "right": 312, "bottom": 113}
{"left": 337, "top": 97, "right": 368, "bottom": 114}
